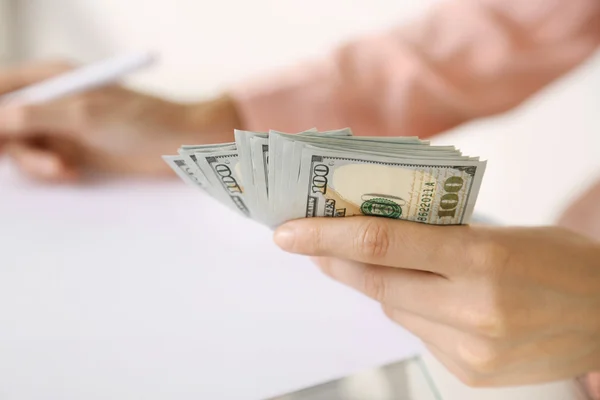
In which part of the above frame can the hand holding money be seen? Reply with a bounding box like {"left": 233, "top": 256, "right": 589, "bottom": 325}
{"left": 164, "top": 128, "right": 486, "bottom": 227}
{"left": 272, "top": 215, "right": 600, "bottom": 388}
{"left": 167, "top": 128, "right": 600, "bottom": 389}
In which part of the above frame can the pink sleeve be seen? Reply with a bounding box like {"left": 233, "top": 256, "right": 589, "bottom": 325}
{"left": 231, "top": 0, "right": 600, "bottom": 138}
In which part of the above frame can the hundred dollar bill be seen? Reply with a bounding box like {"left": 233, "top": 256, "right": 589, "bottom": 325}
{"left": 249, "top": 134, "right": 270, "bottom": 223}
{"left": 275, "top": 149, "right": 486, "bottom": 227}
{"left": 194, "top": 150, "right": 252, "bottom": 218}
{"left": 234, "top": 130, "right": 272, "bottom": 223}
{"left": 162, "top": 155, "right": 211, "bottom": 191}
{"left": 267, "top": 128, "right": 354, "bottom": 220}
{"left": 165, "top": 128, "right": 488, "bottom": 228}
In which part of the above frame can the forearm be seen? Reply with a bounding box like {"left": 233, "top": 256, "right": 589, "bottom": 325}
{"left": 231, "top": 0, "right": 600, "bottom": 138}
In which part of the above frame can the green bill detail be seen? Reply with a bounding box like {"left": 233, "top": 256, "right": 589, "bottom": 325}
{"left": 360, "top": 198, "right": 402, "bottom": 219}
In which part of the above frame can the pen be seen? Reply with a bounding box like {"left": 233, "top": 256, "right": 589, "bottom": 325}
{"left": 0, "top": 51, "right": 156, "bottom": 105}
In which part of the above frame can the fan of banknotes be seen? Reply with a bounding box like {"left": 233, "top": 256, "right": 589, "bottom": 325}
{"left": 163, "top": 128, "right": 486, "bottom": 228}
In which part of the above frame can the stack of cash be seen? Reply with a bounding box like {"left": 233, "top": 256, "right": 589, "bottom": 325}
{"left": 164, "top": 128, "right": 486, "bottom": 228}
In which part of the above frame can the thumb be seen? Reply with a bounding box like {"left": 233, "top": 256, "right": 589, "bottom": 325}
{"left": 0, "top": 100, "right": 83, "bottom": 137}
{"left": 0, "top": 61, "right": 80, "bottom": 138}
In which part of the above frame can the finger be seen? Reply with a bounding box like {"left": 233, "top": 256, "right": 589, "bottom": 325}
{"left": 313, "top": 257, "right": 466, "bottom": 326}
{"left": 584, "top": 372, "right": 600, "bottom": 400}
{"left": 0, "top": 100, "right": 82, "bottom": 137}
{"left": 382, "top": 305, "right": 462, "bottom": 349}
{"left": 274, "top": 217, "right": 472, "bottom": 275}
{"left": 383, "top": 305, "right": 488, "bottom": 385}
{"left": 383, "top": 306, "right": 512, "bottom": 385}
{"left": 0, "top": 60, "right": 74, "bottom": 94}
{"left": 5, "top": 141, "right": 79, "bottom": 182}
{"left": 384, "top": 306, "right": 588, "bottom": 387}
{"left": 425, "top": 345, "right": 488, "bottom": 387}
{"left": 383, "top": 305, "right": 483, "bottom": 385}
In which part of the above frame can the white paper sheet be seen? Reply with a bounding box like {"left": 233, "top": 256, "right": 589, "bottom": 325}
{"left": 0, "top": 160, "right": 422, "bottom": 400}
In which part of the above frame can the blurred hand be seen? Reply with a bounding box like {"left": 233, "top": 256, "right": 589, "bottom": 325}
{"left": 273, "top": 218, "right": 600, "bottom": 387}
{"left": 556, "top": 179, "right": 600, "bottom": 399}
{"left": 0, "top": 61, "right": 240, "bottom": 181}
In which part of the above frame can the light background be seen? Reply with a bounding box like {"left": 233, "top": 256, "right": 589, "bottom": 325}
{"left": 12, "top": 0, "right": 600, "bottom": 224}
{"left": 12, "top": 0, "right": 600, "bottom": 225}
{"left": 0, "top": 1, "right": 599, "bottom": 399}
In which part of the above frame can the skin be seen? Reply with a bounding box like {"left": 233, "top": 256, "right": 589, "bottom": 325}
{"left": 273, "top": 214, "right": 600, "bottom": 388}
{"left": 0, "top": 61, "right": 239, "bottom": 181}
{"left": 557, "top": 181, "right": 600, "bottom": 398}
{"left": 1, "top": 60, "right": 600, "bottom": 394}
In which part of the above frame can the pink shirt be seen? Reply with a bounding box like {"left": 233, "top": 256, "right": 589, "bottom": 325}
{"left": 231, "top": 0, "right": 600, "bottom": 139}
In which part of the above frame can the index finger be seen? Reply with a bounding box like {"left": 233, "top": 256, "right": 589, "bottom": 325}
{"left": 0, "top": 60, "right": 74, "bottom": 95}
{"left": 274, "top": 217, "right": 473, "bottom": 275}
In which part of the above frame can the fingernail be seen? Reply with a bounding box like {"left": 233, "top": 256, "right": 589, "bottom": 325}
{"left": 274, "top": 225, "right": 296, "bottom": 251}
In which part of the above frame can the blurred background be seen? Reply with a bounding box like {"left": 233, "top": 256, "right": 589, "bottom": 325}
{"left": 3, "top": 0, "right": 600, "bottom": 224}
{"left": 0, "top": 1, "right": 599, "bottom": 399}
{"left": 3, "top": 0, "right": 599, "bottom": 224}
